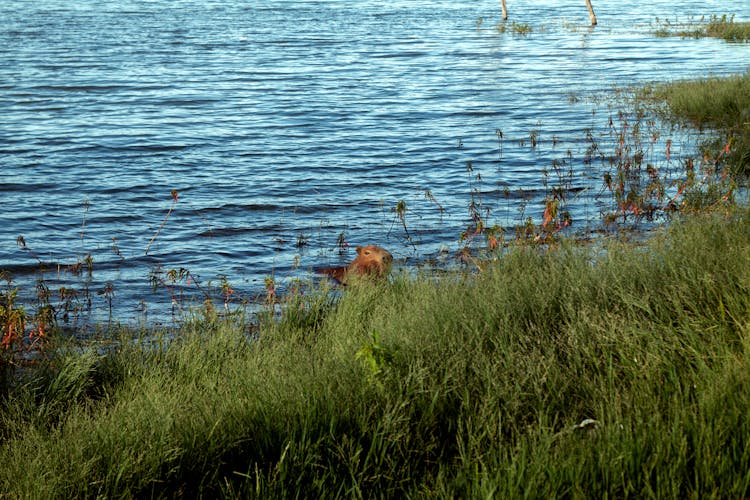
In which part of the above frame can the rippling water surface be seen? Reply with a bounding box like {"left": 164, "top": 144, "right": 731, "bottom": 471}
{"left": 1, "top": 0, "right": 749, "bottom": 326}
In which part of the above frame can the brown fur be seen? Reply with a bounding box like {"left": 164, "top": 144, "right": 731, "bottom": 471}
{"left": 317, "top": 245, "right": 393, "bottom": 283}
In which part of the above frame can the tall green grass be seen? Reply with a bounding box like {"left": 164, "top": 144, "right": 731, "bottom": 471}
{"left": 2, "top": 206, "right": 750, "bottom": 497}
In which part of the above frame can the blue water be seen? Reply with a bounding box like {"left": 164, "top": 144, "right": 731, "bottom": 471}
{"left": 1, "top": 0, "right": 749, "bottom": 327}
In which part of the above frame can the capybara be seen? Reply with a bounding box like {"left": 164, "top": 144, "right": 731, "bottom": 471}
{"left": 317, "top": 245, "right": 393, "bottom": 283}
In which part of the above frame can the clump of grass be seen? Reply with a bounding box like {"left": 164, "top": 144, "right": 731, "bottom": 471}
{"left": 497, "top": 20, "right": 533, "bottom": 35}
{"left": 704, "top": 14, "right": 750, "bottom": 41}
{"left": 640, "top": 71, "right": 750, "bottom": 174}
{"left": 2, "top": 207, "right": 750, "bottom": 497}
{"left": 654, "top": 14, "right": 750, "bottom": 41}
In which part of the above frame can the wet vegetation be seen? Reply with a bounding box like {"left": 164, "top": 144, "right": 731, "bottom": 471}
{"left": 654, "top": 14, "right": 750, "bottom": 42}
{"left": 2, "top": 17, "right": 750, "bottom": 499}
{"left": 639, "top": 70, "right": 750, "bottom": 176}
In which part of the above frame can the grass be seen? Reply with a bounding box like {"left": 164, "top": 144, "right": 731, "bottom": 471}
{"left": 497, "top": 20, "right": 533, "bottom": 36}
{"left": 639, "top": 70, "right": 750, "bottom": 175}
{"left": 2, "top": 205, "right": 750, "bottom": 497}
{"left": 654, "top": 14, "right": 750, "bottom": 42}
{"left": 703, "top": 15, "right": 750, "bottom": 41}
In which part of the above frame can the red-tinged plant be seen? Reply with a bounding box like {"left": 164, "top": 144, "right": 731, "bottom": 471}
{"left": 16, "top": 235, "right": 41, "bottom": 265}
{"left": 457, "top": 246, "right": 483, "bottom": 272}
{"left": 486, "top": 224, "right": 503, "bottom": 251}
{"left": 541, "top": 197, "right": 558, "bottom": 230}
{"left": 1, "top": 273, "right": 30, "bottom": 377}
{"left": 220, "top": 277, "right": 235, "bottom": 312}
{"left": 149, "top": 265, "right": 205, "bottom": 320}
{"left": 264, "top": 276, "right": 277, "bottom": 307}
{"left": 424, "top": 188, "right": 445, "bottom": 215}
{"left": 97, "top": 282, "right": 115, "bottom": 320}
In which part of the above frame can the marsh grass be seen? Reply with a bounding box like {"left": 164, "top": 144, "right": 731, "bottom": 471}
{"left": 2, "top": 206, "right": 750, "bottom": 497}
{"left": 655, "top": 14, "right": 750, "bottom": 42}
{"left": 497, "top": 20, "right": 533, "bottom": 36}
{"left": 639, "top": 70, "right": 750, "bottom": 175}
{"left": 703, "top": 15, "right": 750, "bottom": 41}
{"left": 648, "top": 14, "right": 750, "bottom": 177}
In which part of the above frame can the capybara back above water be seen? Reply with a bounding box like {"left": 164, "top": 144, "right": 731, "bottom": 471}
{"left": 317, "top": 245, "right": 393, "bottom": 283}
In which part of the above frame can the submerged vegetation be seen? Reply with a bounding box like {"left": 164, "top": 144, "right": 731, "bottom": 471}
{"left": 2, "top": 14, "right": 750, "bottom": 498}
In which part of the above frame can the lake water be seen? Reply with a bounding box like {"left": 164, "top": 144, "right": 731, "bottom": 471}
{"left": 1, "top": 0, "right": 749, "bottom": 327}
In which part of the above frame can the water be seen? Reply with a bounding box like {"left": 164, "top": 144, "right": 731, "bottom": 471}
{"left": 1, "top": 0, "right": 749, "bottom": 327}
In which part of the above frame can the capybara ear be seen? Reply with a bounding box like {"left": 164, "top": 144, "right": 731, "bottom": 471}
{"left": 356, "top": 246, "right": 363, "bottom": 255}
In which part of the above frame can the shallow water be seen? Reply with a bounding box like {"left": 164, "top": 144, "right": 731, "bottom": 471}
{"left": 1, "top": 0, "right": 749, "bottom": 327}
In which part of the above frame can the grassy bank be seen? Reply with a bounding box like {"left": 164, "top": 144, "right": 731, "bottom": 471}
{"left": 640, "top": 69, "right": 750, "bottom": 175}
{"left": 2, "top": 205, "right": 750, "bottom": 497}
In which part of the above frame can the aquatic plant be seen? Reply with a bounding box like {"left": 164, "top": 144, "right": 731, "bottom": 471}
{"left": 423, "top": 188, "right": 445, "bottom": 216}
{"left": 145, "top": 189, "right": 179, "bottom": 256}
{"left": 639, "top": 70, "right": 750, "bottom": 176}
{"left": 654, "top": 14, "right": 750, "bottom": 42}
{"left": 389, "top": 199, "right": 416, "bottom": 250}
{"left": 459, "top": 161, "right": 498, "bottom": 259}
{"left": 507, "top": 21, "right": 532, "bottom": 35}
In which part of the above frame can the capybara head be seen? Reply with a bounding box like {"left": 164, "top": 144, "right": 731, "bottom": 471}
{"left": 350, "top": 245, "right": 393, "bottom": 277}
{"left": 316, "top": 244, "right": 393, "bottom": 283}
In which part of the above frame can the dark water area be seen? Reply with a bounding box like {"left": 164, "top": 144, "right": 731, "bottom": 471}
{"left": 1, "top": 0, "right": 749, "bottom": 327}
